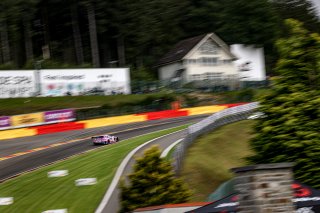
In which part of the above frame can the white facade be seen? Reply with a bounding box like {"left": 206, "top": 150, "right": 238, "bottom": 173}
{"left": 158, "top": 33, "right": 267, "bottom": 84}
{"left": 158, "top": 34, "right": 238, "bottom": 83}
{"left": 183, "top": 39, "right": 238, "bottom": 82}
{"left": 230, "top": 44, "right": 266, "bottom": 81}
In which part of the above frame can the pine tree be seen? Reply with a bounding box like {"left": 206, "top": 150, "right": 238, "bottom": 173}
{"left": 272, "top": 0, "right": 320, "bottom": 33}
{"left": 248, "top": 19, "right": 320, "bottom": 187}
{"left": 119, "top": 145, "right": 192, "bottom": 213}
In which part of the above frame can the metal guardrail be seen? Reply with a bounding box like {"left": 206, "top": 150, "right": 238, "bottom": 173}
{"left": 172, "top": 102, "right": 259, "bottom": 174}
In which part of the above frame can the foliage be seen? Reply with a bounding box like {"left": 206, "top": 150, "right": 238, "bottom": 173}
{"left": 219, "top": 88, "right": 255, "bottom": 103}
{"left": 119, "top": 145, "right": 191, "bottom": 212}
{"left": 272, "top": 0, "right": 320, "bottom": 33}
{"left": 217, "top": 0, "right": 279, "bottom": 45}
{"left": 0, "top": 0, "right": 280, "bottom": 75}
{"left": 247, "top": 19, "right": 320, "bottom": 188}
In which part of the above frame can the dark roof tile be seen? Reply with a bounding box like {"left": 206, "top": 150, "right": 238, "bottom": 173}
{"left": 156, "top": 34, "right": 207, "bottom": 66}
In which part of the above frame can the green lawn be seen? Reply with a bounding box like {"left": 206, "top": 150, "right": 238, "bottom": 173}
{"left": 0, "top": 125, "right": 188, "bottom": 213}
{"left": 0, "top": 93, "right": 172, "bottom": 115}
{"left": 180, "top": 120, "right": 256, "bottom": 201}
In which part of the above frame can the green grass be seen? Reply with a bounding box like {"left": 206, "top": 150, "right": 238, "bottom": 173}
{"left": 180, "top": 120, "right": 256, "bottom": 201}
{"left": 0, "top": 125, "right": 188, "bottom": 213}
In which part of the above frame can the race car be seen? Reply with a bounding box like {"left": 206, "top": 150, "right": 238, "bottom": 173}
{"left": 91, "top": 135, "right": 119, "bottom": 145}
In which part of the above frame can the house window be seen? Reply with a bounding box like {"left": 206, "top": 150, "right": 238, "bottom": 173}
{"left": 187, "top": 59, "right": 197, "bottom": 64}
{"left": 200, "top": 57, "right": 218, "bottom": 66}
{"left": 206, "top": 72, "right": 223, "bottom": 80}
{"left": 199, "top": 41, "right": 219, "bottom": 54}
{"left": 191, "top": 74, "right": 201, "bottom": 81}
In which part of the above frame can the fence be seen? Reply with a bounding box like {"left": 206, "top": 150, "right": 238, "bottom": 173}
{"left": 172, "top": 102, "right": 259, "bottom": 174}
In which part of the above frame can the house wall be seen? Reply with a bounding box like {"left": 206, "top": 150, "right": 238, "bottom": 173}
{"left": 230, "top": 44, "right": 266, "bottom": 81}
{"left": 183, "top": 40, "right": 238, "bottom": 81}
{"left": 158, "top": 63, "right": 183, "bottom": 81}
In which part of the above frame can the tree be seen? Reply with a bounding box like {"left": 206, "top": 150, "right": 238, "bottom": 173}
{"left": 119, "top": 145, "right": 191, "bottom": 213}
{"left": 223, "top": 0, "right": 279, "bottom": 44}
{"left": 248, "top": 19, "right": 320, "bottom": 188}
{"left": 84, "top": 0, "right": 100, "bottom": 67}
{"left": 70, "top": 0, "right": 84, "bottom": 65}
{"left": 272, "top": 0, "right": 320, "bottom": 33}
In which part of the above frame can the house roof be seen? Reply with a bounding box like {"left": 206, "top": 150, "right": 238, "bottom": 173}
{"left": 156, "top": 33, "right": 236, "bottom": 67}
{"left": 156, "top": 34, "right": 207, "bottom": 67}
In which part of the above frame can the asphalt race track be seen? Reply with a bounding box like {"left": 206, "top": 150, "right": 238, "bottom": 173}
{"left": 98, "top": 127, "right": 187, "bottom": 213}
{"left": 0, "top": 115, "right": 206, "bottom": 182}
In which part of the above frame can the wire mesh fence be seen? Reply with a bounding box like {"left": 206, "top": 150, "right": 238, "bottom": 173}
{"left": 172, "top": 102, "right": 259, "bottom": 174}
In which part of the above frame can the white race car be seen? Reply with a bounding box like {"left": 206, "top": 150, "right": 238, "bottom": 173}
{"left": 91, "top": 135, "right": 119, "bottom": 145}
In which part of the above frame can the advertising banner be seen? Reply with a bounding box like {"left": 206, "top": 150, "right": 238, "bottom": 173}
{"left": 0, "top": 71, "right": 36, "bottom": 98}
{"left": 40, "top": 68, "right": 131, "bottom": 96}
{"left": 11, "top": 113, "right": 44, "bottom": 128}
{"left": 0, "top": 116, "right": 10, "bottom": 129}
{"left": 44, "top": 109, "right": 75, "bottom": 123}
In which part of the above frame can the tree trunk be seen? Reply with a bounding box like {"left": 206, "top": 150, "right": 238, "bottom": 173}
{"left": 87, "top": 1, "right": 100, "bottom": 68}
{"left": 117, "top": 36, "right": 126, "bottom": 67}
{"left": 0, "top": 18, "right": 11, "bottom": 63}
{"left": 71, "top": 2, "right": 84, "bottom": 65}
{"left": 101, "top": 38, "right": 111, "bottom": 67}
{"left": 41, "top": 1, "right": 51, "bottom": 59}
{"left": 23, "top": 18, "right": 34, "bottom": 61}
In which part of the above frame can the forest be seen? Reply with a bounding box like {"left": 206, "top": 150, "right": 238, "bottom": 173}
{"left": 0, "top": 0, "right": 319, "bottom": 79}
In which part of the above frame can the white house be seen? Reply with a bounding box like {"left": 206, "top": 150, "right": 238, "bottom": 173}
{"left": 156, "top": 33, "right": 266, "bottom": 85}
{"left": 156, "top": 33, "right": 238, "bottom": 84}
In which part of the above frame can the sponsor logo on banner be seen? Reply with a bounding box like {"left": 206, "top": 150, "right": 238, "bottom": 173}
{"left": 0, "top": 197, "right": 13, "bottom": 205}
{"left": 44, "top": 109, "right": 75, "bottom": 123}
{"left": 42, "top": 209, "right": 68, "bottom": 213}
{"left": 0, "top": 116, "right": 10, "bottom": 129}
{"left": 40, "top": 69, "right": 131, "bottom": 96}
{"left": 11, "top": 113, "right": 44, "bottom": 127}
{"left": 48, "top": 170, "right": 69, "bottom": 178}
{"left": 0, "top": 71, "right": 36, "bottom": 98}
{"left": 75, "top": 178, "right": 97, "bottom": 186}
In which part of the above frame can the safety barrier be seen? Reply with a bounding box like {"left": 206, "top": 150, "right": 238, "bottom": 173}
{"left": 172, "top": 102, "right": 259, "bottom": 174}
{"left": 139, "top": 109, "right": 188, "bottom": 120}
{"left": 0, "top": 103, "right": 246, "bottom": 140}
{"left": 0, "top": 128, "right": 37, "bottom": 140}
{"left": 79, "top": 114, "right": 147, "bottom": 129}
{"left": 183, "top": 106, "right": 227, "bottom": 116}
{"left": 33, "top": 122, "right": 85, "bottom": 135}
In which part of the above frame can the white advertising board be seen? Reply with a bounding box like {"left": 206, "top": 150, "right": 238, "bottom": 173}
{"left": 40, "top": 68, "right": 131, "bottom": 96}
{"left": 0, "top": 71, "right": 36, "bottom": 98}
{"left": 42, "top": 209, "right": 68, "bottom": 213}
{"left": 0, "top": 197, "right": 14, "bottom": 205}
{"left": 230, "top": 44, "right": 266, "bottom": 81}
{"left": 75, "top": 178, "right": 97, "bottom": 186}
{"left": 48, "top": 170, "right": 69, "bottom": 178}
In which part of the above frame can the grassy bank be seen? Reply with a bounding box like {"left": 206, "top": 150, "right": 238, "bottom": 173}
{"left": 0, "top": 93, "right": 174, "bottom": 116}
{"left": 0, "top": 125, "right": 188, "bottom": 213}
{"left": 0, "top": 88, "right": 270, "bottom": 116}
{"left": 180, "top": 120, "right": 256, "bottom": 201}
